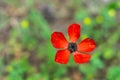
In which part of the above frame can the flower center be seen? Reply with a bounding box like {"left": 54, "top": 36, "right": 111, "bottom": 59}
{"left": 68, "top": 43, "right": 77, "bottom": 53}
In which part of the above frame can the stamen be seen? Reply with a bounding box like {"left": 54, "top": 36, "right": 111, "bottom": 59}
{"left": 68, "top": 43, "right": 77, "bottom": 53}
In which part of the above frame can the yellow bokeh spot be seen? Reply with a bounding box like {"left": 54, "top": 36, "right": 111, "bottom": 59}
{"left": 6, "top": 65, "right": 13, "bottom": 72}
{"left": 117, "top": 2, "right": 120, "bottom": 8}
{"left": 84, "top": 17, "right": 91, "bottom": 25}
{"left": 96, "top": 16, "right": 103, "bottom": 23}
{"left": 108, "top": 9, "right": 116, "bottom": 17}
{"left": 81, "top": 34, "right": 88, "bottom": 40}
{"left": 21, "top": 20, "right": 29, "bottom": 28}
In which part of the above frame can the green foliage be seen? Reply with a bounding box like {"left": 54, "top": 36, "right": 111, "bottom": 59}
{"left": 0, "top": 0, "right": 120, "bottom": 80}
{"left": 0, "top": 11, "right": 8, "bottom": 30}
{"left": 6, "top": 57, "right": 30, "bottom": 80}
{"left": 28, "top": 9, "right": 51, "bottom": 39}
{"left": 106, "top": 66, "right": 120, "bottom": 80}
{"left": 0, "top": 57, "right": 3, "bottom": 77}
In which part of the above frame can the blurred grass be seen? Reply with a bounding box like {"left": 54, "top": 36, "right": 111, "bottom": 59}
{"left": 0, "top": 0, "right": 120, "bottom": 80}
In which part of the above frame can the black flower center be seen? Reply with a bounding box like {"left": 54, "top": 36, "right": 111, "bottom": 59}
{"left": 68, "top": 43, "right": 77, "bottom": 53}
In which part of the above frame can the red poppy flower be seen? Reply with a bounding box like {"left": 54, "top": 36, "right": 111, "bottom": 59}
{"left": 51, "top": 23, "right": 96, "bottom": 64}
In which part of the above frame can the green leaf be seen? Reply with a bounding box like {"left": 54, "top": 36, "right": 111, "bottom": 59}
{"left": 106, "top": 66, "right": 120, "bottom": 80}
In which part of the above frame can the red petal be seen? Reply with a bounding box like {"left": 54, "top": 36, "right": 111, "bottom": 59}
{"left": 78, "top": 38, "right": 96, "bottom": 52}
{"left": 51, "top": 32, "right": 68, "bottom": 48}
{"left": 68, "top": 23, "right": 80, "bottom": 42}
{"left": 55, "top": 49, "right": 70, "bottom": 64}
{"left": 73, "top": 51, "right": 91, "bottom": 64}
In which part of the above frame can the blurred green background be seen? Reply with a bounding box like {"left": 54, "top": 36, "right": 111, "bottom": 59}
{"left": 0, "top": 0, "right": 120, "bottom": 80}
